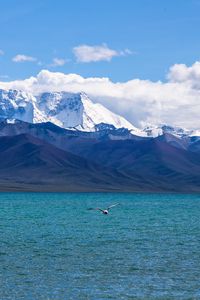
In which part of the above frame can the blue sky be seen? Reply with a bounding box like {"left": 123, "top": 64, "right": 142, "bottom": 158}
{"left": 1, "top": 0, "right": 200, "bottom": 82}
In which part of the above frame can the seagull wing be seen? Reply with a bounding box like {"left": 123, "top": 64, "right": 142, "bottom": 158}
{"left": 107, "top": 203, "right": 120, "bottom": 210}
{"left": 88, "top": 207, "right": 104, "bottom": 212}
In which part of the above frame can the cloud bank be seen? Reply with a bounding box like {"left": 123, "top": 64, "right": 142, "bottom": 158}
{"left": 0, "top": 60, "right": 200, "bottom": 129}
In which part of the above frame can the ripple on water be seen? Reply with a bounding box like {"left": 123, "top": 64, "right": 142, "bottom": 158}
{"left": 0, "top": 192, "right": 200, "bottom": 299}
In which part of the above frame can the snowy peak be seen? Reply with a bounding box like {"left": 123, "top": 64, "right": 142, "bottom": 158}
{"left": 79, "top": 92, "right": 141, "bottom": 133}
{"left": 0, "top": 89, "right": 143, "bottom": 133}
{"left": 142, "top": 124, "right": 198, "bottom": 138}
{"left": 1, "top": 89, "right": 198, "bottom": 138}
{"left": 36, "top": 92, "right": 84, "bottom": 128}
{"left": 0, "top": 89, "right": 35, "bottom": 123}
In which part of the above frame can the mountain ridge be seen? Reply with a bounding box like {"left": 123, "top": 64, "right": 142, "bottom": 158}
{"left": 1, "top": 88, "right": 199, "bottom": 138}
{"left": 0, "top": 120, "right": 200, "bottom": 192}
{"left": 0, "top": 89, "right": 144, "bottom": 134}
{"left": 1, "top": 89, "right": 200, "bottom": 192}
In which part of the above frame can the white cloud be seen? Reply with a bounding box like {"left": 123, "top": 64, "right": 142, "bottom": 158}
{"left": 168, "top": 61, "right": 200, "bottom": 89}
{"left": 73, "top": 44, "right": 131, "bottom": 62}
{"left": 1, "top": 60, "right": 200, "bottom": 130}
{"left": 0, "top": 49, "right": 4, "bottom": 55}
{"left": 12, "top": 54, "right": 37, "bottom": 63}
{"left": 50, "top": 57, "right": 68, "bottom": 67}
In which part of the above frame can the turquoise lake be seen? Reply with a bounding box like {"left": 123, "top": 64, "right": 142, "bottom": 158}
{"left": 0, "top": 192, "right": 200, "bottom": 299}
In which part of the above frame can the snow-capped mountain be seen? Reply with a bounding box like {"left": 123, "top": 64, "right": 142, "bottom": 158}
{"left": 36, "top": 91, "right": 140, "bottom": 132}
{"left": 143, "top": 124, "right": 200, "bottom": 138}
{"left": 0, "top": 89, "right": 35, "bottom": 123}
{"left": 1, "top": 89, "right": 199, "bottom": 139}
{"left": 0, "top": 89, "right": 145, "bottom": 135}
{"left": 1, "top": 90, "right": 200, "bottom": 193}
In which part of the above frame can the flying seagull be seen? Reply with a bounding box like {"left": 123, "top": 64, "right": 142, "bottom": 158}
{"left": 88, "top": 203, "right": 120, "bottom": 214}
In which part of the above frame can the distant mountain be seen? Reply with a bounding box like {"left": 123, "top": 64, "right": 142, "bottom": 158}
{"left": 0, "top": 120, "right": 200, "bottom": 192}
{"left": 143, "top": 124, "right": 200, "bottom": 138}
{"left": 1, "top": 88, "right": 200, "bottom": 138}
{"left": 1, "top": 89, "right": 200, "bottom": 192}
{"left": 0, "top": 133, "right": 119, "bottom": 192}
{"left": 0, "top": 119, "right": 199, "bottom": 153}
{"left": 0, "top": 89, "right": 144, "bottom": 135}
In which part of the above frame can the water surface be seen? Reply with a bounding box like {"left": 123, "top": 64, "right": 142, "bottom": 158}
{"left": 0, "top": 193, "right": 200, "bottom": 299}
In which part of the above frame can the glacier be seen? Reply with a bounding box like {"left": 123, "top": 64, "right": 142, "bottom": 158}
{"left": 0, "top": 88, "right": 199, "bottom": 138}
{"left": 0, "top": 89, "right": 145, "bottom": 136}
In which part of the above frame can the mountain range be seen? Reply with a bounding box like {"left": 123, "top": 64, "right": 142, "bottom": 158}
{"left": 0, "top": 89, "right": 200, "bottom": 192}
